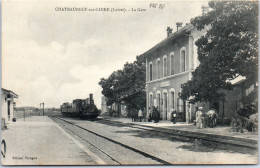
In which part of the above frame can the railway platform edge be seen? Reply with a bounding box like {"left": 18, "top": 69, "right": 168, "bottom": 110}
{"left": 99, "top": 116, "right": 258, "bottom": 148}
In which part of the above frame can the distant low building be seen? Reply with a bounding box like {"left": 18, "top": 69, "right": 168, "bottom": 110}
{"left": 101, "top": 96, "right": 127, "bottom": 117}
{"left": 218, "top": 77, "right": 258, "bottom": 117}
{"left": 111, "top": 101, "right": 127, "bottom": 117}
{"left": 1, "top": 88, "right": 18, "bottom": 123}
{"left": 101, "top": 96, "right": 109, "bottom": 114}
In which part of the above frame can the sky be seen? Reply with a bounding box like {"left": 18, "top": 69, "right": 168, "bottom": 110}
{"left": 2, "top": 0, "right": 208, "bottom": 108}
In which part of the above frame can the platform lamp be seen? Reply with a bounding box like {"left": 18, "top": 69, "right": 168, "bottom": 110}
{"left": 40, "top": 103, "right": 45, "bottom": 116}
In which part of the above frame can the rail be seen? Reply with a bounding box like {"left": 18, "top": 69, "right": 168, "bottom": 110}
{"left": 54, "top": 116, "right": 171, "bottom": 165}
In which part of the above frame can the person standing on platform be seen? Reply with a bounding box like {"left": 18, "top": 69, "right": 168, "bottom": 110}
{"left": 138, "top": 108, "right": 143, "bottom": 122}
{"left": 154, "top": 107, "right": 160, "bottom": 123}
{"left": 131, "top": 110, "right": 135, "bottom": 122}
{"left": 151, "top": 106, "right": 156, "bottom": 121}
{"left": 171, "top": 108, "right": 177, "bottom": 124}
{"left": 196, "top": 107, "right": 203, "bottom": 128}
{"left": 148, "top": 107, "right": 152, "bottom": 122}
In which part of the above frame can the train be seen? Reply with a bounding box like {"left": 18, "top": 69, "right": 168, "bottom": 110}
{"left": 60, "top": 94, "right": 101, "bottom": 119}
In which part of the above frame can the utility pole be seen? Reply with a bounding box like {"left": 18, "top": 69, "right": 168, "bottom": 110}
{"left": 40, "top": 103, "right": 45, "bottom": 116}
{"left": 23, "top": 110, "right": 25, "bottom": 121}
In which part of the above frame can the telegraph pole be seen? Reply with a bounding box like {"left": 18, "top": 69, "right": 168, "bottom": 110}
{"left": 40, "top": 103, "right": 45, "bottom": 116}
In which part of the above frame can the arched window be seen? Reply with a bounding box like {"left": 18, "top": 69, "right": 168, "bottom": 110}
{"left": 180, "top": 48, "right": 186, "bottom": 72}
{"left": 156, "top": 59, "right": 160, "bottom": 79}
{"left": 149, "top": 62, "right": 153, "bottom": 81}
{"left": 170, "top": 52, "right": 174, "bottom": 75}
{"left": 170, "top": 88, "right": 175, "bottom": 110}
{"left": 163, "top": 55, "right": 167, "bottom": 77}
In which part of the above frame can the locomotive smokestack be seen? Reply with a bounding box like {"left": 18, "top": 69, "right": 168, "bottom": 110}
{"left": 89, "top": 94, "right": 94, "bottom": 104}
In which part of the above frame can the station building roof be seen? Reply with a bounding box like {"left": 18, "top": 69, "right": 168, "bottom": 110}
{"left": 1, "top": 88, "right": 18, "bottom": 98}
{"left": 141, "top": 23, "right": 194, "bottom": 58}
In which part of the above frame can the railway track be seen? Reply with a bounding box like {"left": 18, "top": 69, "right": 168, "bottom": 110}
{"left": 96, "top": 118, "right": 258, "bottom": 149}
{"left": 52, "top": 116, "right": 172, "bottom": 165}
{"left": 51, "top": 115, "right": 257, "bottom": 165}
{"left": 54, "top": 115, "right": 257, "bottom": 148}
{"left": 95, "top": 118, "right": 194, "bottom": 142}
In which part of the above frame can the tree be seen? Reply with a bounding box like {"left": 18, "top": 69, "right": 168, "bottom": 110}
{"left": 180, "top": 1, "right": 258, "bottom": 104}
{"left": 99, "top": 55, "right": 146, "bottom": 112}
{"left": 99, "top": 70, "right": 123, "bottom": 105}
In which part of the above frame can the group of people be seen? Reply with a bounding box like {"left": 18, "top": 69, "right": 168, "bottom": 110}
{"left": 148, "top": 107, "right": 177, "bottom": 124}
{"left": 195, "top": 107, "right": 218, "bottom": 129}
{"left": 132, "top": 106, "right": 219, "bottom": 128}
{"left": 148, "top": 106, "right": 160, "bottom": 123}
{"left": 131, "top": 106, "right": 161, "bottom": 123}
{"left": 131, "top": 108, "right": 145, "bottom": 122}
{"left": 132, "top": 106, "right": 177, "bottom": 124}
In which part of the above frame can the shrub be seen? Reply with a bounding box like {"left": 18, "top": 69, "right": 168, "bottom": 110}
{"left": 237, "top": 103, "right": 257, "bottom": 132}
{"left": 237, "top": 103, "right": 257, "bottom": 118}
{"left": 245, "top": 113, "right": 258, "bottom": 132}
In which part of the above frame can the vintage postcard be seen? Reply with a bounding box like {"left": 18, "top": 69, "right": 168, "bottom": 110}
{"left": 1, "top": 0, "right": 258, "bottom": 166}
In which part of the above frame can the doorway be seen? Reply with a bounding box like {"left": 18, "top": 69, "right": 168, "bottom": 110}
{"left": 163, "top": 92, "right": 168, "bottom": 120}
{"left": 157, "top": 93, "right": 161, "bottom": 112}
{"left": 149, "top": 94, "right": 153, "bottom": 108}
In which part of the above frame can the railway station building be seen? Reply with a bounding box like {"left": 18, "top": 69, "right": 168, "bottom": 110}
{"left": 143, "top": 23, "right": 207, "bottom": 123}
{"left": 143, "top": 22, "right": 257, "bottom": 123}
{"left": 1, "top": 88, "right": 18, "bottom": 124}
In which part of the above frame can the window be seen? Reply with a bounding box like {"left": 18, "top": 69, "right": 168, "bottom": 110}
{"left": 163, "top": 55, "right": 167, "bottom": 77}
{"left": 171, "top": 91, "right": 175, "bottom": 109}
{"left": 180, "top": 49, "right": 186, "bottom": 72}
{"left": 157, "top": 59, "right": 160, "bottom": 79}
{"left": 149, "top": 62, "right": 153, "bottom": 81}
{"left": 170, "top": 53, "right": 174, "bottom": 75}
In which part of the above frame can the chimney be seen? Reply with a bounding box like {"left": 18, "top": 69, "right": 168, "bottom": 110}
{"left": 166, "top": 27, "right": 173, "bottom": 37}
{"left": 176, "top": 22, "right": 183, "bottom": 31}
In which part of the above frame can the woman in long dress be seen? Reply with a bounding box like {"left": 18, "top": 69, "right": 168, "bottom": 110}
{"left": 196, "top": 107, "right": 203, "bottom": 128}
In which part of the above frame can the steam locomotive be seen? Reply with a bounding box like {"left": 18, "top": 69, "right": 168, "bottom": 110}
{"left": 60, "top": 94, "right": 101, "bottom": 119}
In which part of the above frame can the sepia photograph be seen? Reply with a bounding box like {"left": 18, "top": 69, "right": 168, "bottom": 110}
{"left": 1, "top": 0, "right": 259, "bottom": 165}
